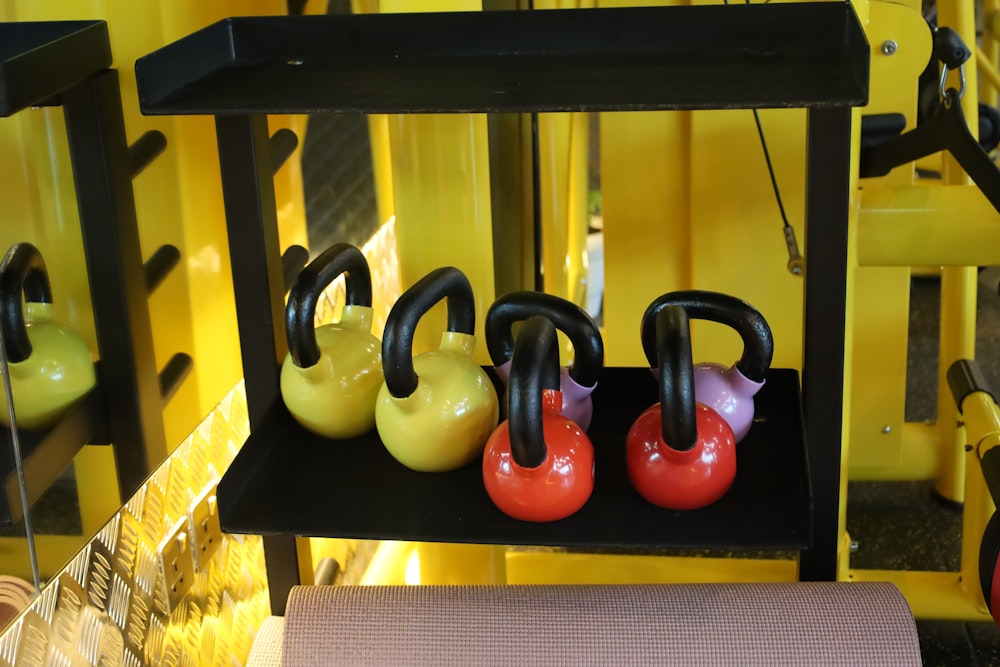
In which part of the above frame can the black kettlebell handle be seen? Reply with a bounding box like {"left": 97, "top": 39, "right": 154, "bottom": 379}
{"left": 485, "top": 291, "right": 603, "bottom": 388}
{"left": 0, "top": 243, "right": 53, "bottom": 363}
{"left": 655, "top": 306, "right": 697, "bottom": 452}
{"left": 382, "top": 267, "right": 476, "bottom": 399}
{"left": 641, "top": 290, "right": 773, "bottom": 383}
{"left": 509, "top": 315, "right": 561, "bottom": 469}
{"left": 286, "top": 244, "right": 373, "bottom": 368}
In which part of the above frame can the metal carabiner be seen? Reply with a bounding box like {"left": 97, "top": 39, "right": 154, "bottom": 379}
{"left": 939, "top": 63, "right": 966, "bottom": 104}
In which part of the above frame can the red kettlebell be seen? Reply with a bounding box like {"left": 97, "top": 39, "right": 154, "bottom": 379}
{"left": 483, "top": 315, "right": 595, "bottom": 522}
{"left": 980, "top": 511, "right": 1000, "bottom": 626}
{"left": 486, "top": 292, "right": 603, "bottom": 430}
{"left": 641, "top": 290, "right": 772, "bottom": 443}
{"left": 627, "top": 305, "right": 736, "bottom": 510}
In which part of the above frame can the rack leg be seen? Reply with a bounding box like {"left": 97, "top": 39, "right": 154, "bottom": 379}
{"left": 214, "top": 114, "right": 287, "bottom": 430}
{"left": 214, "top": 114, "right": 298, "bottom": 603}
{"left": 799, "top": 107, "right": 853, "bottom": 581}
{"left": 263, "top": 535, "right": 300, "bottom": 615}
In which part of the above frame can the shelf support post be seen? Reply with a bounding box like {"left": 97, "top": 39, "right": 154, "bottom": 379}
{"left": 214, "top": 114, "right": 287, "bottom": 429}
{"left": 214, "top": 113, "right": 298, "bottom": 610}
{"left": 799, "top": 107, "right": 854, "bottom": 581}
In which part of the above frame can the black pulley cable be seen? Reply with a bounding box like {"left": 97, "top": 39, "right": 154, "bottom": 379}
{"left": 723, "top": 0, "right": 803, "bottom": 275}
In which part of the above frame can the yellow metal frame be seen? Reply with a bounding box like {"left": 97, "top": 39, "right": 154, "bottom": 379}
{"left": 845, "top": 0, "right": 995, "bottom": 621}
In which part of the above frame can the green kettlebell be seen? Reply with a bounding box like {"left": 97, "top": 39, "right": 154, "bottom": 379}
{"left": 281, "top": 244, "right": 383, "bottom": 439}
{"left": 0, "top": 243, "right": 96, "bottom": 430}
{"left": 376, "top": 267, "right": 499, "bottom": 472}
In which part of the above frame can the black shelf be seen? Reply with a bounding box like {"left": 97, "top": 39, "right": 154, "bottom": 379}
{"left": 0, "top": 385, "right": 108, "bottom": 526}
{"left": 134, "top": 3, "right": 868, "bottom": 115}
{"left": 134, "top": 2, "right": 867, "bottom": 605}
{"left": 217, "top": 368, "right": 810, "bottom": 549}
{"left": 0, "top": 20, "right": 111, "bottom": 117}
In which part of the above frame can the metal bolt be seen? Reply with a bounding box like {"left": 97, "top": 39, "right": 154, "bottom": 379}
{"left": 881, "top": 40, "right": 898, "bottom": 56}
{"left": 881, "top": 425, "right": 891, "bottom": 434}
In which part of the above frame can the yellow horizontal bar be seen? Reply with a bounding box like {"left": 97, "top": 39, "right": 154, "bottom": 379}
{"left": 978, "top": 46, "right": 1000, "bottom": 96}
{"left": 858, "top": 186, "right": 1000, "bottom": 266}
{"left": 849, "top": 422, "right": 939, "bottom": 480}
{"left": 506, "top": 551, "right": 797, "bottom": 585}
{"left": 848, "top": 568, "right": 990, "bottom": 621}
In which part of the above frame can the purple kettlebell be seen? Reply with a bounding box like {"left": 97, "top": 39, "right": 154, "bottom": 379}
{"left": 486, "top": 292, "right": 603, "bottom": 430}
{"left": 640, "top": 290, "right": 773, "bottom": 443}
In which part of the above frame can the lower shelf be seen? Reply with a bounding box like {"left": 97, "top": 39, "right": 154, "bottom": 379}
{"left": 217, "top": 367, "right": 811, "bottom": 550}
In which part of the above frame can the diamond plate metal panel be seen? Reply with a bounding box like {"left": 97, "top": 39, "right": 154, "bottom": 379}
{"left": 0, "top": 384, "right": 268, "bottom": 666}
{"left": 0, "top": 618, "right": 21, "bottom": 667}
{"left": 86, "top": 542, "right": 114, "bottom": 614}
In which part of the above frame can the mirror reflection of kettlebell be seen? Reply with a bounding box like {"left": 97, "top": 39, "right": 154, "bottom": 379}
{"left": 376, "top": 267, "right": 499, "bottom": 472}
{"left": 0, "top": 243, "right": 96, "bottom": 430}
{"left": 641, "top": 290, "right": 772, "bottom": 443}
{"left": 483, "top": 315, "right": 595, "bottom": 522}
{"left": 281, "top": 244, "right": 382, "bottom": 439}
{"left": 627, "top": 305, "right": 736, "bottom": 510}
{"left": 486, "top": 292, "right": 603, "bottom": 430}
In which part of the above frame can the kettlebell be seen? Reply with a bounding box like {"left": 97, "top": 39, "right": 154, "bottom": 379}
{"left": 486, "top": 292, "right": 603, "bottom": 430}
{"left": 980, "top": 511, "right": 1000, "bottom": 627}
{"left": 627, "top": 305, "right": 736, "bottom": 510}
{"left": 0, "top": 243, "right": 96, "bottom": 430}
{"left": 281, "top": 244, "right": 382, "bottom": 439}
{"left": 641, "top": 290, "right": 772, "bottom": 443}
{"left": 376, "top": 267, "right": 499, "bottom": 472}
{"left": 483, "top": 315, "right": 595, "bottom": 522}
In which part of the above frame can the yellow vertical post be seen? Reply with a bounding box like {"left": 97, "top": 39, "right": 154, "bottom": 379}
{"left": 599, "top": 0, "right": 688, "bottom": 368}
{"left": 379, "top": 0, "right": 505, "bottom": 580}
{"left": 847, "top": 0, "right": 929, "bottom": 475}
{"left": 417, "top": 543, "right": 507, "bottom": 584}
{"left": 383, "top": 0, "right": 496, "bottom": 359}
{"left": 934, "top": 0, "right": 979, "bottom": 504}
{"left": 985, "top": 0, "right": 1000, "bottom": 107}
{"left": 537, "top": 112, "right": 590, "bottom": 307}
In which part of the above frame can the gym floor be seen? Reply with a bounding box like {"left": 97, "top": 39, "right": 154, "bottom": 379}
{"left": 847, "top": 267, "right": 1000, "bottom": 665}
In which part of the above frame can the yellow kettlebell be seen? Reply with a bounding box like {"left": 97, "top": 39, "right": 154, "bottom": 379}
{"left": 376, "top": 267, "right": 499, "bottom": 472}
{"left": 0, "top": 243, "right": 96, "bottom": 430}
{"left": 281, "top": 244, "right": 382, "bottom": 439}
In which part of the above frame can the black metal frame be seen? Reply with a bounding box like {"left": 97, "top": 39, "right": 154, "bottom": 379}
{"left": 135, "top": 3, "right": 869, "bottom": 609}
{"left": 0, "top": 21, "right": 172, "bottom": 523}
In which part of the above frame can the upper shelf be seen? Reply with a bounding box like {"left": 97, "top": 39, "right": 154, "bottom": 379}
{"left": 135, "top": 3, "right": 869, "bottom": 116}
{"left": 0, "top": 20, "right": 111, "bottom": 117}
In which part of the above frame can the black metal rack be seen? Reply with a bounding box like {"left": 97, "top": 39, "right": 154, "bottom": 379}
{"left": 135, "top": 3, "right": 869, "bottom": 612}
{"left": 0, "top": 21, "right": 181, "bottom": 524}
